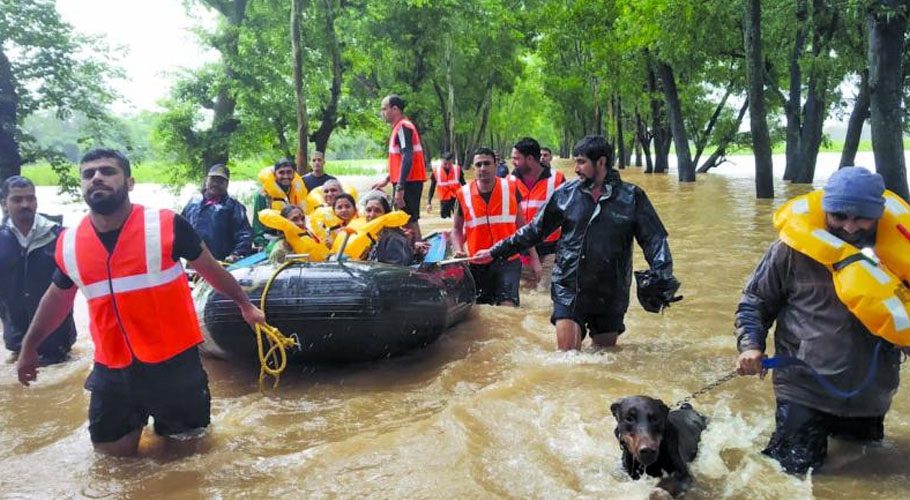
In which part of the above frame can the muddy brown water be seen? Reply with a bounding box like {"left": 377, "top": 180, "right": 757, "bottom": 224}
{"left": 2, "top": 153, "right": 909, "bottom": 499}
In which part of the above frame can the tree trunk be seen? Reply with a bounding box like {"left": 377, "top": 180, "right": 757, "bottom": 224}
{"left": 0, "top": 47, "right": 21, "bottom": 182}
{"left": 793, "top": 76, "right": 827, "bottom": 183}
{"left": 697, "top": 98, "right": 749, "bottom": 173}
{"left": 309, "top": 0, "right": 344, "bottom": 155}
{"left": 692, "top": 86, "right": 732, "bottom": 167}
{"left": 646, "top": 67, "right": 669, "bottom": 174}
{"left": 745, "top": 0, "right": 775, "bottom": 198}
{"left": 636, "top": 110, "right": 653, "bottom": 172}
{"left": 615, "top": 96, "right": 626, "bottom": 168}
{"left": 656, "top": 62, "right": 694, "bottom": 181}
{"left": 291, "top": 0, "right": 309, "bottom": 173}
{"left": 868, "top": 1, "right": 909, "bottom": 201}
{"left": 839, "top": 71, "right": 870, "bottom": 168}
{"left": 783, "top": 0, "right": 808, "bottom": 181}
{"left": 634, "top": 133, "right": 643, "bottom": 167}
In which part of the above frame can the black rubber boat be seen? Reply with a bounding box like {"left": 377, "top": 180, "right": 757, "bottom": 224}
{"left": 194, "top": 258, "right": 475, "bottom": 363}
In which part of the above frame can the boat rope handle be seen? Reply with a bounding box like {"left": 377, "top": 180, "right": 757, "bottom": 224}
{"left": 255, "top": 259, "right": 301, "bottom": 390}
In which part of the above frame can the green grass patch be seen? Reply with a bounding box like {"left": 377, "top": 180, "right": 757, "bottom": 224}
{"left": 21, "top": 158, "right": 385, "bottom": 186}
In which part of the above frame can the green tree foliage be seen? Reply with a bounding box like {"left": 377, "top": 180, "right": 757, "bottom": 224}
{"left": 0, "top": 0, "right": 118, "bottom": 184}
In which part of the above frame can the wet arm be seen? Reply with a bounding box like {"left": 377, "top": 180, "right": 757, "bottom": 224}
{"left": 189, "top": 244, "right": 258, "bottom": 312}
{"left": 427, "top": 174, "right": 437, "bottom": 203}
{"left": 633, "top": 188, "right": 673, "bottom": 278}
{"left": 398, "top": 126, "right": 414, "bottom": 184}
{"left": 452, "top": 208, "right": 467, "bottom": 255}
{"left": 490, "top": 192, "right": 564, "bottom": 259}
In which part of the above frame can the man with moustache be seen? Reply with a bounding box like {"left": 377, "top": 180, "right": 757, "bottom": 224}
{"left": 452, "top": 147, "right": 532, "bottom": 307}
{"left": 0, "top": 176, "right": 76, "bottom": 364}
{"left": 181, "top": 164, "right": 252, "bottom": 263}
{"left": 509, "top": 137, "right": 565, "bottom": 289}
{"left": 540, "top": 147, "right": 554, "bottom": 168}
{"left": 474, "top": 135, "right": 679, "bottom": 350}
{"left": 735, "top": 166, "right": 905, "bottom": 475}
{"left": 16, "top": 149, "right": 266, "bottom": 457}
{"left": 252, "top": 158, "right": 304, "bottom": 248}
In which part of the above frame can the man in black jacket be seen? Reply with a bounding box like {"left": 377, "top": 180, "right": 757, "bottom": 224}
{"left": 0, "top": 176, "right": 76, "bottom": 364}
{"left": 474, "top": 135, "right": 679, "bottom": 350}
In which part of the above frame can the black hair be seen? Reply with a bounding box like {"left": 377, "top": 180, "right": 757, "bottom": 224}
{"left": 541, "top": 147, "right": 552, "bottom": 155}
{"left": 333, "top": 193, "right": 356, "bottom": 210}
{"left": 385, "top": 94, "right": 406, "bottom": 112}
{"left": 572, "top": 135, "right": 614, "bottom": 167}
{"left": 80, "top": 148, "right": 132, "bottom": 177}
{"left": 513, "top": 137, "right": 541, "bottom": 162}
{"left": 442, "top": 151, "right": 455, "bottom": 161}
{"left": 1, "top": 175, "right": 35, "bottom": 202}
{"left": 280, "top": 204, "right": 304, "bottom": 219}
{"left": 473, "top": 146, "right": 496, "bottom": 159}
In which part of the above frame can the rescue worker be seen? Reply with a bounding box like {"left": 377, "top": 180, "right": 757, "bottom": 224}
{"left": 372, "top": 94, "right": 427, "bottom": 239}
{"left": 735, "top": 166, "right": 905, "bottom": 475}
{"left": 0, "top": 176, "right": 76, "bottom": 364}
{"left": 474, "top": 135, "right": 679, "bottom": 350}
{"left": 452, "top": 147, "right": 535, "bottom": 307}
{"left": 362, "top": 191, "right": 413, "bottom": 266}
{"left": 426, "top": 152, "right": 466, "bottom": 219}
{"left": 180, "top": 164, "right": 252, "bottom": 263}
{"left": 16, "top": 149, "right": 266, "bottom": 457}
{"left": 509, "top": 137, "right": 566, "bottom": 290}
{"left": 252, "top": 158, "right": 308, "bottom": 248}
{"left": 540, "top": 147, "right": 554, "bottom": 168}
{"left": 302, "top": 151, "right": 336, "bottom": 191}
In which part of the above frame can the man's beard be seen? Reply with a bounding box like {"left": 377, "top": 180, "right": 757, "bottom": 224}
{"left": 829, "top": 226, "right": 877, "bottom": 248}
{"left": 85, "top": 186, "right": 129, "bottom": 215}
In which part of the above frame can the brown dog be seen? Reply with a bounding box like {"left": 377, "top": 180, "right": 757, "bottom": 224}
{"left": 611, "top": 396, "right": 707, "bottom": 497}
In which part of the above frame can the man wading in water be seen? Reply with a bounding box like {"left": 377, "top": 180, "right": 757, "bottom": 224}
{"left": 474, "top": 135, "right": 680, "bottom": 350}
{"left": 17, "top": 149, "right": 265, "bottom": 457}
{"left": 736, "top": 167, "right": 906, "bottom": 474}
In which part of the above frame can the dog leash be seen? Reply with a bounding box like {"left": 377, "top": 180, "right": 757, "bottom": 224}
{"left": 671, "top": 369, "right": 740, "bottom": 409}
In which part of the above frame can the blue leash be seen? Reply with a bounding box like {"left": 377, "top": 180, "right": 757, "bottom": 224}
{"left": 761, "top": 340, "right": 883, "bottom": 399}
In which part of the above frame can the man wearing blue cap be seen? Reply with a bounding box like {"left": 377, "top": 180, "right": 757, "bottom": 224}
{"left": 734, "top": 166, "right": 904, "bottom": 475}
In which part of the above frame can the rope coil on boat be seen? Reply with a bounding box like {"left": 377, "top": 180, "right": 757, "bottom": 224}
{"left": 255, "top": 259, "right": 301, "bottom": 389}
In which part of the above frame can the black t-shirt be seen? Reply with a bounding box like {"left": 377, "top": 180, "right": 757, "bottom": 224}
{"left": 53, "top": 214, "right": 203, "bottom": 289}
{"left": 303, "top": 173, "right": 337, "bottom": 192}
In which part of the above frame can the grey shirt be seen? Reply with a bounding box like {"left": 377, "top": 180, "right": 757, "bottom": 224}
{"left": 735, "top": 240, "right": 901, "bottom": 417}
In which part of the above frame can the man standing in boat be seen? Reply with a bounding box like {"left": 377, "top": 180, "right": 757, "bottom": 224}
{"left": 735, "top": 166, "right": 906, "bottom": 475}
{"left": 17, "top": 149, "right": 266, "bottom": 457}
{"left": 373, "top": 94, "right": 427, "bottom": 239}
{"left": 452, "top": 147, "right": 534, "bottom": 306}
{"left": 302, "top": 151, "right": 336, "bottom": 192}
{"left": 473, "top": 135, "right": 679, "bottom": 350}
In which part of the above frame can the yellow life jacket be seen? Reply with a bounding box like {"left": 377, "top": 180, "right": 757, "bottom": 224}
{"left": 257, "top": 167, "right": 309, "bottom": 212}
{"left": 305, "top": 183, "right": 360, "bottom": 213}
{"left": 257, "top": 209, "right": 329, "bottom": 262}
{"left": 774, "top": 189, "right": 910, "bottom": 346}
{"left": 308, "top": 206, "right": 341, "bottom": 242}
{"left": 330, "top": 211, "right": 410, "bottom": 260}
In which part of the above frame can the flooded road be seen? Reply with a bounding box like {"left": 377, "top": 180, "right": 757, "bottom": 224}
{"left": 2, "top": 153, "right": 909, "bottom": 498}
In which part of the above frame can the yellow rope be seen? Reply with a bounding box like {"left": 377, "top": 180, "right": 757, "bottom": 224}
{"left": 255, "top": 259, "right": 300, "bottom": 390}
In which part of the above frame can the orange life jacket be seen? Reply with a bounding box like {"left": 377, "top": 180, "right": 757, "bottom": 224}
{"left": 456, "top": 178, "right": 519, "bottom": 260}
{"left": 388, "top": 118, "right": 427, "bottom": 183}
{"left": 512, "top": 169, "right": 565, "bottom": 243}
{"left": 433, "top": 164, "right": 461, "bottom": 201}
{"left": 55, "top": 205, "right": 203, "bottom": 368}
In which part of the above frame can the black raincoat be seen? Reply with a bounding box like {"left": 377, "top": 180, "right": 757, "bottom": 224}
{"left": 490, "top": 169, "right": 675, "bottom": 317}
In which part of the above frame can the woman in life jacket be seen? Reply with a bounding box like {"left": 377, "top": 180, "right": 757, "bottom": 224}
{"left": 362, "top": 191, "right": 415, "bottom": 266}
{"left": 325, "top": 193, "right": 360, "bottom": 248}
{"left": 309, "top": 179, "right": 345, "bottom": 241}
{"left": 262, "top": 205, "right": 328, "bottom": 262}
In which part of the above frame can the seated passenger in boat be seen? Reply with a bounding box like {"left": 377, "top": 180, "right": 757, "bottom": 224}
{"left": 309, "top": 179, "right": 344, "bottom": 241}
{"left": 361, "top": 191, "right": 414, "bottom": 266}
{"left": 266, "top": 205, "right": 324, "bottom": 262}
{"left": 325, "top": 193, "right": 359, "bottom": 248}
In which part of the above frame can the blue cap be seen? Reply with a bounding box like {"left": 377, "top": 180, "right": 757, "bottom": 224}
{"left": 822, "top": 166, "right": 885, "bottom": 219}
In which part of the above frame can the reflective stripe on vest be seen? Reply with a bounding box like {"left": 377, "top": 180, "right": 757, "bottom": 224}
{"left": 388, "top": 118, "right": 427, "bottom": 182}
{"left": 460, "top": 178, "right": 516, "bottom": 229}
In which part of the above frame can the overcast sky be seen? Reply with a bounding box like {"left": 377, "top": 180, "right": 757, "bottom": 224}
{"left": 56, "top": 0, "right": 216, "bottom": 113}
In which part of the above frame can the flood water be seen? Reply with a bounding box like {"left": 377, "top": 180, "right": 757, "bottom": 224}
{"left": 2, "top": 152, "right": 909, "bottom": 499}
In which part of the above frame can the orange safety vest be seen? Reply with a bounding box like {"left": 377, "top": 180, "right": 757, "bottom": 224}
{"left": 55, "top": 205, "right": 203, "bottom": 368}
{"left": 511, "top": 169, "right": 565, "bottom": 243}
{"left": 433, "top": 164, "right": 461, "bottom": 201}
{"left": 388, "top": 118, "right": 427, "bottom": 183}
{"left": 456, "top": 178, "right": 519, "bottom": 260}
